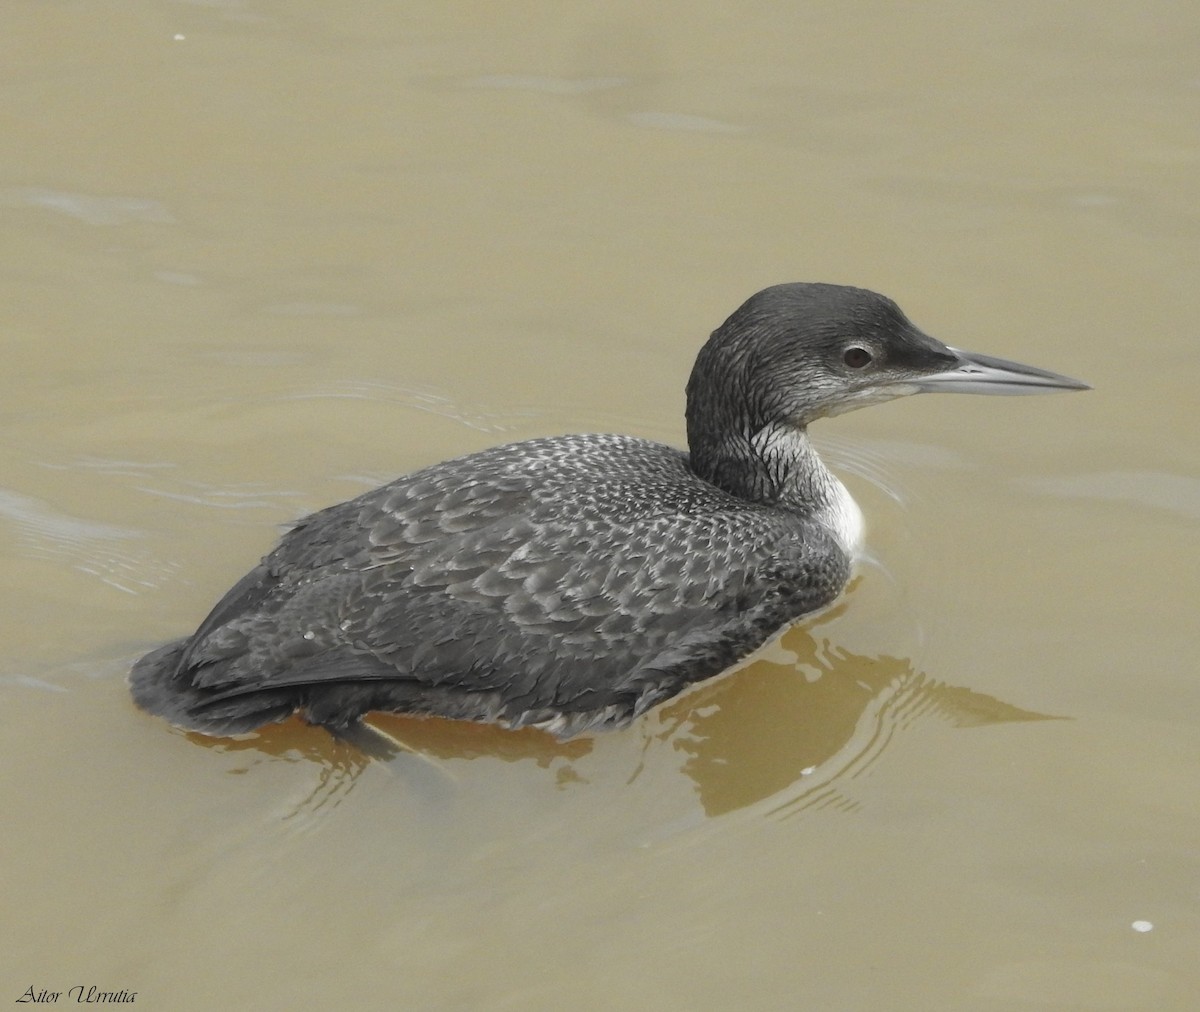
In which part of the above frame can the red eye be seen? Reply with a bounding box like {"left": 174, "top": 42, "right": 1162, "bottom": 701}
{"left": 843, "top": 346, "right": 872, "bottom": 368}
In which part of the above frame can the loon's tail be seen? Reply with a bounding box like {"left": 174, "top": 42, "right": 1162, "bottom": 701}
{"left": 128, "top": 640, "right": 296, "bottom": 736}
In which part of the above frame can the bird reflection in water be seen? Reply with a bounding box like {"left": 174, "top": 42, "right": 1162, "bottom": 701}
{"left": 189, "top": 592, "right": 1058, "bottom": 821}
{"left": 651, "top": 602, "right": 1062, "bottom": 819}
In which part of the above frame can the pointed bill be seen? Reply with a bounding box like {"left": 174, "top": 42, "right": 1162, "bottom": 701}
{"left": 913, "top": 347, "right": 1091, "bottom": 395}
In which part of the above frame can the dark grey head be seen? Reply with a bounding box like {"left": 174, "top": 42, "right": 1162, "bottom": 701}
{"left": 688, "top": 282, "right": 1088, "bottom": 427}
{"left": 685, "top": 283, "right": 1089, "bottom": 498}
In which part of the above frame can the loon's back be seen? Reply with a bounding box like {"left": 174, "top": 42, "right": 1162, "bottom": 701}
{"left": 130, "top": 433, "right": 848, "bottom": 741}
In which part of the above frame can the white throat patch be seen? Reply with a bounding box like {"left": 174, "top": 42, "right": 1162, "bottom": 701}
{"left": 750, "top": 423, "right": 866, "bottom": 558}
{"left": 816, "top": 471, "right": 865, "bottom": 558}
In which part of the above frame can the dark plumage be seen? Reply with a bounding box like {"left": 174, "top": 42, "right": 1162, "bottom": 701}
{"left": 130, "top": 283, "right": 1088, "bottom": 749}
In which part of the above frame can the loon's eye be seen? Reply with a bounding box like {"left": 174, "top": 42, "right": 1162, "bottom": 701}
{"left": 843, "top": 346, "right": 872, "bottom": 369}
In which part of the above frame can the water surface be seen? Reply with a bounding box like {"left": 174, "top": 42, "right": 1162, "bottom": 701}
{"left": 3, "top": 2, "right": 1198, "bottom": 1008}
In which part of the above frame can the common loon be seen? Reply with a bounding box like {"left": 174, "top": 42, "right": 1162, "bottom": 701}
{"left": 130, "top": 283, "right": 1088, "bottom": 752}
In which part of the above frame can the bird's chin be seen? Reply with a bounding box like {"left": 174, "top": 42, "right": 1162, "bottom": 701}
{"left": 819, "top": 385, "right": 920, "bottom": 419}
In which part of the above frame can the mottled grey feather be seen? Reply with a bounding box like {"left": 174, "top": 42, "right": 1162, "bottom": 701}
{"left": 132, "top": 434, "right": 847, "bottom": 739}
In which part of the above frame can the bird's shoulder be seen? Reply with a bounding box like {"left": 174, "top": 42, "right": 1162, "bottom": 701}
{"left": 266, "top": 433, "right": 795, "bottom": 573}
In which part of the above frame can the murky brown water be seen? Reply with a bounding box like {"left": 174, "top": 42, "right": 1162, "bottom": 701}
{"left": 4, "top": 2, "right": 1199, "bottom": 1009}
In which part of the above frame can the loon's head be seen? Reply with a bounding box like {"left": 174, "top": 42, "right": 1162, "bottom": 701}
{"left": 686, "top": 282, "right": 1089, "bottom": 435}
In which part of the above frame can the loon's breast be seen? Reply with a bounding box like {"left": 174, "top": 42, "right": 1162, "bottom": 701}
{"left": 815, "top": 471, "right": 865, "bottom": 559}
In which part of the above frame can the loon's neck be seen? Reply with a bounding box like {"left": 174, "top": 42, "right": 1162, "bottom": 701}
{"left": 687, "top": 421, "right": 864, "bottom": 555}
